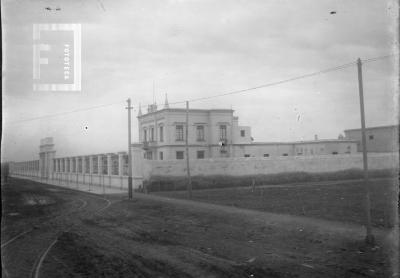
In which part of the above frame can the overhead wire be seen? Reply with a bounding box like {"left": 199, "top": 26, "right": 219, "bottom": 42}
{"left": 8, "top": 101, "right": 124, "bottom": 124}
{"left": 6, "top": 53, "right": 396, "bottom": 124}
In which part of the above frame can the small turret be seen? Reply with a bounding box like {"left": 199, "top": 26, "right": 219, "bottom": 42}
{"left": 164, "top": 93, "right": 169, "bottom": 109}
{"left": 138, "top": 103, "right": 142, "bottom": 116}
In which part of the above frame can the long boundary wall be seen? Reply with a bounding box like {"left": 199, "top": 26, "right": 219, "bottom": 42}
{"left": 143, "top": 152, "right": 399, "bottom": 178}
{"left": 9, "top": 138, "right": 398, "bottom": 191}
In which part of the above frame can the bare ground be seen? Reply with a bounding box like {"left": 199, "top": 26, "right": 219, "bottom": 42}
{"left": 2, "top": 177, "right": 398, "bottom": 277}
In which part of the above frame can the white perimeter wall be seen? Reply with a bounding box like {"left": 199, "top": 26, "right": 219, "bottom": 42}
{"left": 142, "top": 152, "right": 399, "bottom": 178}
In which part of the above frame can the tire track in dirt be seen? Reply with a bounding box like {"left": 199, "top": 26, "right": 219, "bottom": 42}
{"left": 2, "top": 181, "right": 115, "bottom": 278}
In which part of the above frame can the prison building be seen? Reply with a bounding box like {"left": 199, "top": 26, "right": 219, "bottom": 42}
{"left": 137, "top": 100, "right": 358, "bottom": 160}
{"left": 344, "top": 125, "right": 399, "bottom": 153}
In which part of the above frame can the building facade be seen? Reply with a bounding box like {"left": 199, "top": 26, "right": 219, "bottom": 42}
{"left": 138, "top": 102, "right": 358, "bottom": 160}
{"left": 344, "top": 125, "right": 399, "bottom": 153}
{"left": 137, "top": 102, "right": 252, "bottom": 160}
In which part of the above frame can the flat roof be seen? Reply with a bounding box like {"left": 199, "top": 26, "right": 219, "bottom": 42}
{"left": 344, "top": 125, "right": 398, "bottom": 132}
{"left": 138, "top": 108, "right": 234, "bottom": 118}
{"left": 246, "top": 139, "right": 358, "bottom": 146}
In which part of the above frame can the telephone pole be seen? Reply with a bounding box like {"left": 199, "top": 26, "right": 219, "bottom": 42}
{"left": 185, "top": 101, "right": 192, "bottom": 199}
{"left": 126, "top": 98, "right": 133, "bottom": 199}
{"left": 357, "top": 58, "right": 374, "bottom": 245}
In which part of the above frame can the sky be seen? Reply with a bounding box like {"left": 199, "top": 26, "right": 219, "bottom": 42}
{"left": 1, "top": 0, "right": 398, "bottom": 162}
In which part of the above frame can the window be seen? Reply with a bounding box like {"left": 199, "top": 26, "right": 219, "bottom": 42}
{"left": 176, "top": 151, "right": 184, "bottom": 159}
{"left": 72, "top": 159, "right": 76, "bottom": 173}
{"left": 263, "top": 154, "right": 269, "bottom": 157}
{"left": 145, "top": 151, "right": 153, "bottom": 160}
{"left": 159, "top": 126, "right": 164, "bottom": 142}
{"left": 244, "top": 154, "right": 250, "bottom": 157}
{"left": 196, "top": 126, "right": 205, "bottom": 141}
{"left": 282, "top": 153, "right": 288, "bottom": 156}
{"left": 150, "top": 127, "right": 154, "bottom": 141}
{"left": 197, "top": 151, "right": 205, "bottom": 159}
{"left": 159, "top": 151, "right": 163, "bottom": 160}
{"left": 369, "top": 135, "right": 374, "bottom": 140}
{"left": 220, "top": 125, "right": 227, "bottom": 140}
{"left": 332, "top": 152, "right": 338, "bottom": 155}
{"left": 143, "top": 129, "right": 147, "bottom": 142}
{"left": 176, "top": 125, "right": 184, "bottom": 141}
{"left": 241, "top": 130, "right": 245, "bottom": 137}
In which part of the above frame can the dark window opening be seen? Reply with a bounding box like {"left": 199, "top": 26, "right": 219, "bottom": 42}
{"left": 240, "top": 130, "right": 245, "bottom": 137}
{"left": 150, "top": 127, "right": 154, "bottom": 142}
{"left": 176, "top": 125, "right": 184, "bottom": 141}
{"left": 244, "top": 154, "right": 250, "bottom": 157}
{"left": 159, "top": 151, "right": 163, "bottom": 160}
{"left": 196, "top": 126, "right": 205, "bottom": 141}
{"left": 332, "top": 152, "right": 338, "bottom": 155}
{"left": 263, "top": 154, "right": 269, "bottom": 157}
{"left": 176, "top": 151, "right": 184, "bottom": 160}
{"left": 369, "top": 135, "right": 374, "bottom": 140}
{"left": 145, "top": 151, "right": 153, "bottom": 160}
{"left": 197, "top": 151, "right": 205, "bottom": 159}
{"left": 282, "top": 153, "right": 288, "bottom": 156}
{"left": 159, "top": 126, "right": 164, "bottom": 142}
{"left": 220, "top": 125, "right": 227, "bottom": 140}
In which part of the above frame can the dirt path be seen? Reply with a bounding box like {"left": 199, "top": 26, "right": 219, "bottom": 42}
{"left": 1, "top": 178, "right": 116, "bottom": 278}
{"left": 2, "top": 178, "right": 397, "bottom": 277}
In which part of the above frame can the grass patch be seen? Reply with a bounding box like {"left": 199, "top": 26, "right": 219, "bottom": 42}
{"left": 156, "top": 179, "right": 398, "bottom": 228}
{"left": 145, "top": 168, "right": 397, "bottom": 192}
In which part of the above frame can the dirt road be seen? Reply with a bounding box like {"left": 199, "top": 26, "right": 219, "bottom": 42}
{"left": 2, "top": 178, "right": 396, "bottom": 277}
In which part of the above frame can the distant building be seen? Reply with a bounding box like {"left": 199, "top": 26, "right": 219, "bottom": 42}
{"left": 137, "top": 99, "right": 252, "bottom": 160}
{"left": 237, "top": 139, "right": 357, "bottom": 158}
{"left": 137, "top": 99, "right": 358, "bottom": 160}
{"left": 344, "top": 125, "right": 399, "bottom": 153}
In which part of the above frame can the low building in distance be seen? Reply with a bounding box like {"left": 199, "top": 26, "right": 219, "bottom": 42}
{"left": 344, "top": 125, "right": 399, "bottom": 153}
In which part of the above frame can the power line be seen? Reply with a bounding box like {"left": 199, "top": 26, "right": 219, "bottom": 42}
{"left": 7, "top": 53, "right": 395, "bottom": 124}
{"left": 363, "top": 53, "right": 397, "bottom": 63}
{"left": 8, "top": 101, "right": 124, "bottom": 124}
{"left": 170, "top": 61, "right": 357, "bottom": 105}
{"left": 156, "top": 53, "right": 396, "bottom": 107}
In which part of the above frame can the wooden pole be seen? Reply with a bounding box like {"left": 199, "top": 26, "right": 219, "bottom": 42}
{"left": 186, "top": 101, "right": 192, "bottom": 199}
{"left": 127, "top": 99, "right": 133, "bottom": 199}
{"left": 357, "top": 58, "right": 374, "bottom": 245}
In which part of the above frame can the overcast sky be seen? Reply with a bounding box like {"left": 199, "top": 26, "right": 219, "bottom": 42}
{"left": 2, "top": 0, "right": 398, "bottom": 162}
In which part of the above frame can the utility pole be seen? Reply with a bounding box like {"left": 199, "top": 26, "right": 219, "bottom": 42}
{"left": 357, "top": 58, "right": 374, "bottom": 245}
{"left": 126, "top": 99, "right": 133, "bottom": 199}
{"left": 185, "top": 101, "right": 192, "bottom": 199}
